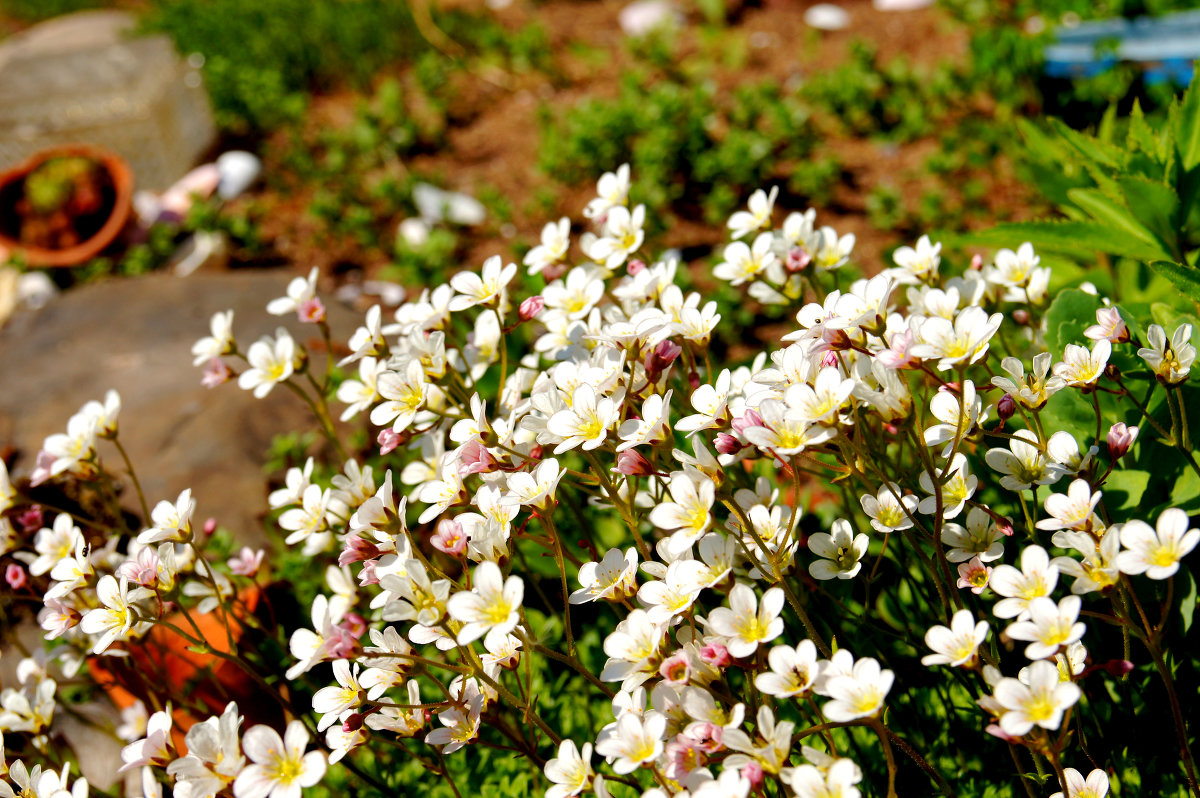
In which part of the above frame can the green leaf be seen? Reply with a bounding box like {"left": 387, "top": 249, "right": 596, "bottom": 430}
{"left": 1172, "top": 62, "right": 1200, "bottom": 171}
{"left": 1104, "top": 469, "right": 1151, "bottom": 512}
{"left": 1067, "top": 188, "right": 1172, "bottom": 258}
{"left": 1127, "top": 99, "right": 1164, "bottom": 162}
{"left": 1180, "top": 568, "right": 1197, "bottom": 634}
{"left": 1147, "top": 260, "right": 1200, "bottom": 304}
{"left": 1044, "top": 288, "right": 1103, "bottom": 354}
{"left": 1117, "top": 177, "right": 1181, "bottom": 260}
{"left": 958, "top": 220, "right": 1173, "bottom": 263}
{"left": 1171, "top": 466, "right": 1200, "bottom": 512}
{"left": 1050, "top": 117, "right": 1124, "bottom": 170}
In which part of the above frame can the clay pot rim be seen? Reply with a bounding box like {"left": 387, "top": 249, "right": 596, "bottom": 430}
{"left": 0, "top": 144, "right": 134, "bottom": 268}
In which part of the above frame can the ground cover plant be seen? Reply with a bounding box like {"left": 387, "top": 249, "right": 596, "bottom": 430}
{"left": 3, "top": 65, "right": 1200, "bottom": 791}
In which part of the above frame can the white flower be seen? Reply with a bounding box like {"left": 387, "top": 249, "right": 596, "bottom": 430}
{"left": 192, "top": 310, "right": 235, "bottom": 366}
{"left": 594, "top": 711, "right": 666, "bottom": 774}
{"left": 714, "top": 233, "right": 778, "bottom": 285}
{"left": 990, "top": 545, "right": 1058, "bottom": 620}
{"left": 1005, "top": 596, "right": 1086, "bottom": 660}
{"left": 993, "top": 660, "right": 1080, "bottom": 736}
{"left": 990, "top": 353, "right": 1064, "bottom": 409}
{"left": 984, "top": 429, "right": 1064, "bottom": 492}
{"left": 647, "top": 471, "right": 715, "bottom": 556}
{"left": 589, "top": 204, "right": 646, "bottom": 269}
{"left": 727, "top": 186, "right": 778, "bottom": 240}
{"left": 449, "top": 255, "right": 517, "bottom": 313}
{"left": 446, "top": 561, "right": 523, "bottom": 644}
{"left": 1138, "top": 323, "right": 1195, "bottom": 385}
{"left": 784, "top": 758, "right": 863, "bottom": 798}
{"left": 820, "top": 657, "right": 893, "bottom": 722}
{"left": 909, "top": 306, "right": 1002, "bottom": 370}
{"left": 266, "top": 266, "right": 319, "bottom": 317}
{"left": 941, "top": 507, "right": 1005, "bottom": 563}
{"left": 546, "top": 385, "right": 620, "bottom": 453}
{"left": 312, "top": 660, "right": 365, "bottom": 731}
{"left": 923, "top": 609, "right": 988, "bottom": 667}
{"left": 1049, "top": 767, "right": 1110, "bottom": 798}
{"left": 544, "top": 739, "right": 594, "bottom": 798}
{"left": 233, "top": 721, "right": 326, "bottom": 798}
{"left": 79, "top": 575, "right": 137, "bottom": 654}
{"left": 425, "top": 693, "right": 483, "bottom": 754}
{"left": 1053, "top": 340, "right": 1110, "bottom": 388}
{"left": 808, "top": 519, "right": 869, "bottom": 581}
{"left": 138, "top": 488, "right": 197, "bottom": 545}
{"left": 584, "top": 163, "right": 631, "bottom": 220}
{"left": 917, "top": 452, "right": 977, "bottom": 519}
{"left": 704, "top": 584, "right": 785, "bottom": 658}
{"left": 571, "top": 548, "right": 638, "bottom": 604}
{"left": 755, "top": 641, "right": 820, "bottom": 697}
{"left": 119, "top": 710, "right": 174, "bottom": 772}
{"left": 525, "top": 217, "right": 571, "bottom": 275}
{"left": 860, "top": 483, "right": 917, "bottom": 533}
{"left": 167, "top": 702, "right": 245, "bottom": 797}
{"left": 370, "top": 359, "right": 427, "bottom": 433}
{"left": 1116, "top": 508, "right": 1199, "bottom": 580}
{"left": 675, "top": 369, "right": 732, "bottom": 432}
{"left": 888, "top": 235, "right": 941, "bottom": 284}
{"left": 336, "top": 356, "right": 386, "bottom": 421}
{"left": 1036, "top": 479, "right": 1101, "bottom": 532}
{"left": 237, "top": 328, "right": 299, "bottom": 398}
{"left": 923, "top": 381, "right": 983, "bottom": 456}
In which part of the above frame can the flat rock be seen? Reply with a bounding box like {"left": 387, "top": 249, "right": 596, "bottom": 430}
{"left": 0, "top": 270, "right": 360, "bottom": 546}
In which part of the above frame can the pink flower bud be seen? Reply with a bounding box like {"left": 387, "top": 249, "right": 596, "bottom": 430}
{"left": 997, "top": 393, "right": 1016, "bottom": 421}
{"left": 731, "top": 409, "right": 764, "bottom": 434}
{"left": 17, "top": 505, "right": 43, "bottom": 533}
{"left": 358, "top": 560, "right": 380, "bottom": 586}
{"left": 1104, "top": 659, "right": 1135, "bottom": 677}
{"left": 1012, "top": 309, "right": 1029, "bottom": 325}
{"left": 996, "top": 517, "right": 1015, "bottom": 537}
{"left": 203, "top": 518, "right": 218, "bottom": 537}
{"left": 627, "top": 258, "right": 647, "bottom": 275}
{"left": 1107, "top": 422, "right": 1138, "bottom": 460}
{"left": 323, "top": 626, "right": 360, "bottom": 659}
{"left": 541, "top": 262, "right": 568, "bottom": 281}
{"left": 298, "top": 297, "right": 326, "bottom": 324}
{"left": 714, "top": 433, "right": 743, "bottom": 455}
{"left": 614, "top": 449, "right": 655, "bottom": 477}
{"left": 644, "top": 340, "right": 682, "bottom": 378}
{"left": 201, "top": 357, "right": 233, "bottom": 389}
{"left": 970, "top": 253, "right": 984, "bottom": 271}
{"left": 378, "top": 428, "right": 402, "bottom": 455}
{"left": 699, "top": 641, "right": 731, "bottom": 667}
{"left": 5, "top": 564, "right": 27, "bottom": 590}
{"left": 820, "top": 349, "right": 839, "bottom": 368}
{"left": 339, "top": 612, "right": 368, "bottom": 639}
{"left": 458, "top": 439, "right": 497, "bottom": 478}
{"left": 527, "top": 444, "right": 544, "bottom": 461}
{"left": 786, "top": 247, "right": 810, "bottom": 273}
{"left": 688, "top": 371, "right": 701, "bottom": 391}
{"left": 339, "top": 534, "right": 382, "bottom": 566}
{"left": 342, "top": 712, "right": 367, "bottom": 733}
{"left": 519, "top": 295, "right": 545, "bottom": 321}
{"left": 431, "top": 519, "right": 468, "bottom": 556}
{"left": 741, "top": 761, "right": 765, "bottom": 788}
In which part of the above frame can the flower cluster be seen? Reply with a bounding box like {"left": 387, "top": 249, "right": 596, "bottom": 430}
{"left": 2, "top": 165, "right": 1198, "bottom": 798}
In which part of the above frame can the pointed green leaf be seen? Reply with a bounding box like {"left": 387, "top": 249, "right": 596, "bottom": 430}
{"left": 1173, "top": 62, "right": 1200, "bottom": 171}
{"left": 1147, "top": 260, "right": 1200, "bottom": 304}
{"left": 1068, "top": 188, "right": 1173, "bottom": 258}
{"left": 1050, "top": 117, "right": 1124, "bottom": 169}
{"left": 1117, "top": 177, "right": 1181, "bottom": 260}
{"left": 1127, "top": 99, "right": 1161, "bottom": 160}
{"left": 1044, "top": 288, "right": 1103, "bottom": 354}
{"left": 956, "top": 220, "right": 1175, "bottom": 263}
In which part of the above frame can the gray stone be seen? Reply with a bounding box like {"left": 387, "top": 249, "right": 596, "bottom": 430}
{"left": 0, "top": 270, "right": 360, "bottom": 546}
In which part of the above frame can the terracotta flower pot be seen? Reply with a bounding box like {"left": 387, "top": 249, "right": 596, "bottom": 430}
{"left": 0, "top": 145, "right": 134, "bottom": 267}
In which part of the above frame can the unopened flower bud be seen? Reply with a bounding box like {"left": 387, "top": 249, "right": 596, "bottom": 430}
{"left": 714, "top": 433, "right": 743, "bottom": 455}
{"left": 527, "top": 444, "right": 544, "bottom": 461}
{"left": 17, "top": 505, "right": 43, "bottom": 533}
{"left": 644, "top": 340, "right": 682, "bottom": 378}
{"left": 786, "top": 247, "right": 810, "bottom": 273}
{"left": 627, "top": 259, "right": 647, "bottom": 275}
{"left": 343, "top": 712, "right": 367, "bottom": 733}
{"left": 378, "top": 428, "right": 402, "bottom": 455}
{"left": 5, "top": 564, "right": 27, "bottom": 590}
{"left": 1012, "top": 309, "right": 1029, "bottom": 325}
{"left": 731, "top": 409, "right": 764, "bottom": 435}
{"left": 1107, "top": 422, "right": 1138, "bottom": 460}
{"left": 203, "top": 518, "right": 218, "bottom": 536}
{"left": 970, "top": 253, "right": 984, "bottom": 271}
{"left": 339, "top": 612, "right": 368, "bottom": 639}
{"left": 614, "top": 449, "right": 655, "bottom": 477}
{"left": 688, "top": 371, "right": 701, "bottom": 391}
{"left": 741, "top": 761, "right": 765, "bottom": 788}
{"left": 699, "top": 641, "right": 731, "bottom": 667}
{"left": 458, "top": 439, "right": 497, "bottom": 477}
{"left": 1104, "top": 659, "right": 1135, "bottom": 677}
{"left": 997, "top": 393, "right": 1016, "bottom": 421}
{"left": 339, "top": 534, "right": 382, "bottom": 566}
{"left": 519, "top": 295, "right": 545, "bottom": 321}
{"left": 658, "top": 651, "right": 691, "bottom": 685}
